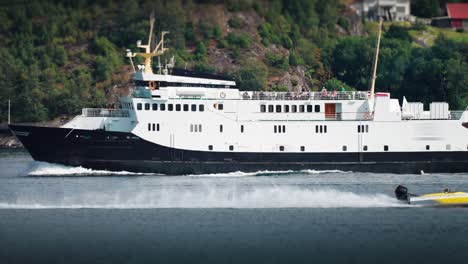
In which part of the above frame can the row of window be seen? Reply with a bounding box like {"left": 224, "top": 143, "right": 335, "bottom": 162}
{"left": 75, "top": 135, "right": 140, "bottom": 141}
{"left": 121, "top": 102, "right": 134, "bottom": 110}
{"left": 361, "top": 145, "right": 452, "bottom": 151}
{"left": 315, "top": 125, "right": 327, "bottom": 133}
{"left": 426, "top": 144, "right": 452, "bottom": 151}
{"left": 208, "top": 145, "right": 235, "bottom": 151}
{"left": 147, "top": 123, "right": 160, "bottom": 132}
{"left": 204, "top": 144, "right": 461, "bottom": 152}
{"left": 357, "top": 125, "right": 369, "bottom": 133}
{"left": 145, "top": 123, "right": 374, "bottom": 135}
{"left": 261, "top": 104, "right": 321, "bottom": 113}
{"left": 204, "top": 145, "right": 387, "bottom": 152}
{"left": 134, "top": 80, "right": 232, "bottom": 89}
{"left": 141, "top": 122, "right": 381, "bottom": 136}
{"left": 190, "top": 124, "right": 203, "bottom": 133}
{"left": 274, "top": 125, "right": 286, "bottom": 133}
{"left": 138, "top": 103, "right": 205, "bottom": 112}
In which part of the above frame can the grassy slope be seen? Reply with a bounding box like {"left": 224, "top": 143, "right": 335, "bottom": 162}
{"left": 366, "top": 21, "right": 468, "bottom": 47}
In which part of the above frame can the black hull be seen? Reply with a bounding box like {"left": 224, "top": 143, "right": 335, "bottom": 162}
{"left": 9, "top": 124, "right": 468, "bottom": 175}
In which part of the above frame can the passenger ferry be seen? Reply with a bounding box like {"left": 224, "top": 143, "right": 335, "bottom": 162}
{"left": 9, "top": 16, "right": 468, "bottom": 174}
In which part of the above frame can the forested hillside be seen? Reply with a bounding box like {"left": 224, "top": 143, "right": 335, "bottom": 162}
{"left": 0, "top": 0, "right": 467, "bottom": 123}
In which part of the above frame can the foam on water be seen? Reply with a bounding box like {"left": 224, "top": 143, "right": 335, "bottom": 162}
{"left": 0, "top": 186, "right": 402, "bottom": 209}
{"left": 191, "top": 170, "right": 295, "bottom": 177}
{"left": 27, "top": 162, "right": 156, "bottom": 176}
{"left": 8, "top": 162, "right": 401, "bottom": 209}
{"left": 192, "top": 169, "right": 349, "bottom": 177}
{"left": 27, "top": 162, "right": 349, "bottom": 177}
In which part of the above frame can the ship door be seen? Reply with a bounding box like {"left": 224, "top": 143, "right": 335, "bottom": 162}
{"left": 325, "top": 103, "right": 336, "bottom": 120}
{"left": 357, "top": 123, "right": 364, "bottom": 162}
{"left": 149, "top": 81, "right": 155, "bottom": 90}
{"left": 170, "top": 134, "right": 175, "bottom": 161}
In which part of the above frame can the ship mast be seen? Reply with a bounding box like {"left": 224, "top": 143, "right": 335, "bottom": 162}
{"left": 369, "top": 17, "right": 383, "bottom": 100}
{"left": 126, "top": 12, "right": 169, "bottom": 74}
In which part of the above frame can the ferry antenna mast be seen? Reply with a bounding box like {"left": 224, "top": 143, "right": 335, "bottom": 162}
{"left": 369, "top": 17, "right": 383, "bottom": 100}
{"left": 126, "top": 12, "right": 169, "bottom": 74}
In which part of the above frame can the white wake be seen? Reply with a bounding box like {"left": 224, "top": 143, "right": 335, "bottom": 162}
{"left": 26, "top": 162, "right": 348, "bottom": 177}
{"left": 192, "top": 169, "right": 349, "bottom": 177}
{"left": 0, "top": 187, "right": 401, "bottom": 209}
{"left": 27, "top": 162, "right": 156, "bottom": 176}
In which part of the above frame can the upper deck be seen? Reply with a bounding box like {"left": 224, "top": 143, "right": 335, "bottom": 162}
{"left": 133, "top": 69, "right": 369, "bottom": 101}
{"left": 239, "top": 91, "right": 370, "bottom": 101}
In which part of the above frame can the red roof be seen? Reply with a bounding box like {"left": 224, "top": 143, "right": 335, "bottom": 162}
{"left": 447, "top": 3, "right": 468, "bottom": 19}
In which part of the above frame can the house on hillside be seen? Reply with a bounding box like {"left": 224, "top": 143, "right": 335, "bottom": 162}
{"left": 432, "top": 3, "right": 468, "bottom": 30}
{"left": 446, "top": 3, "right": 468, "bottom": 30}
{"left": 350, "top": 0, "right": 411, "bottom": 21}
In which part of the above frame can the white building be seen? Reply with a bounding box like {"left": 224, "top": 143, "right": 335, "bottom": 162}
{"left": 351, "top": 0, "right": 411, "bottom": 21}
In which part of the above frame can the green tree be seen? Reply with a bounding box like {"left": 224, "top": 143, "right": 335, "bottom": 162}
{"left": 233, "top": 58, "right": 268, "bottom": 91}
{"left": 375, "top": 38, "right": 411, "bottom": 94}
{"left": 329, "top": 36, "right": 374, "bottom": 90}
{"left": 385, "top": 25, "right": 412, "bottom": 43}
{"left": 213, "top": 25, "right": 222, "bottom": 39}
{"left": 226, "top": 33, "right": 252, "bottom": 48}
{"left": 265, "top": 51, "right": 289, "bottom": 70}
{"left": 95, "top": 56, "right": 113, "bottom": 81}
{"left": 228, "top": 16, "right": 245, "bottom": 29}
{"left": 324, "top": 78, "right": 354, "bottom": 91}
{"left": 195, "top": 42, "right": 207, "bottom": 60}
{"left": 411, "top": 0, "right": 439, "bottom": 18}
{"left": 52, "top": 46, "right": 68, "bottom": 66}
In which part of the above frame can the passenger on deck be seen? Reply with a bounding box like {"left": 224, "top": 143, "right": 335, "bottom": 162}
{"left": 321, "top": 88, "right": 328, "bottom": 98}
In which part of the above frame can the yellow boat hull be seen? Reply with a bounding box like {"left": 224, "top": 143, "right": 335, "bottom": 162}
{"left": 414, "top": 192, "right": 468, "bottom": 205}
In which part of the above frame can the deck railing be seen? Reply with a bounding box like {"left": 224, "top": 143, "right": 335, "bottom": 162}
{"left": 82, "top": 108, "right": 130, "bottom": 118}
{"left": 404, "top": 111, "right": 465, "bottom": 120}
{"left": 449, "top": 111, "right": 465, "bottom": 120}
{"left": 239, "top": 91, "right": 370, "bottom": 101}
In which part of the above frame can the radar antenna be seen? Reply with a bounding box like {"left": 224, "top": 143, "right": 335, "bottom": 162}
{"left": 126, "top": 49, "right": 136, "bottom": 72}
{"left": 126, "top": 12, "right": 170, "bottom": 74}
{"left": 167, "top": 56, "right": 175, "bottom": 69}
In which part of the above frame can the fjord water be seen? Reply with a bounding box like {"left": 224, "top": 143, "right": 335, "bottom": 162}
{"left": 1, "top": 149, "right": 468, "bottom": 263}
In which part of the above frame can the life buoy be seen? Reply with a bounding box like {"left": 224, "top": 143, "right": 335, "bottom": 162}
{"left": 220, "top": 92, "right": 226, "bottom": 98}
